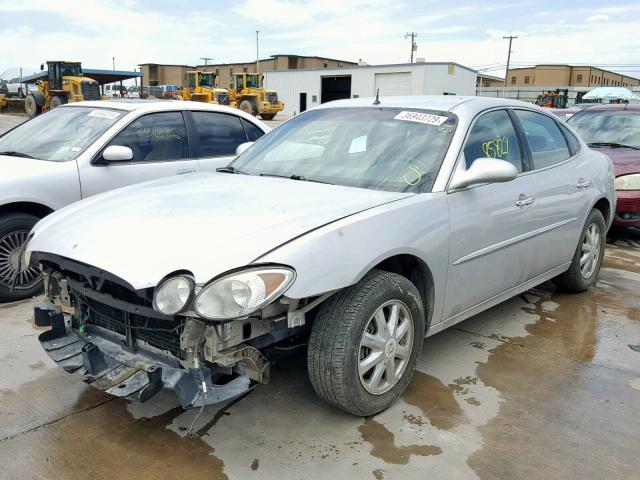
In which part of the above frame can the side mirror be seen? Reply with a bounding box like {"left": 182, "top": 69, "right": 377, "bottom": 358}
{"left": 236, "top": 142, "right": 254, "bottom": 156}
{"left": 449, "top": 158, "right": 518, "bottom": 190}
{"left": 40, "top": 64, "right": 44, "bottom": 71}
{"left": 102, "top": 145, "right": 133, "bottom": 162}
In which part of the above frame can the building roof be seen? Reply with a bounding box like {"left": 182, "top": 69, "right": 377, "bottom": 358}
{"left": 196, "top": 54, "right": 357, "bottom": 68}
{"left": 265, "top": 61, "right": 477, "bottom": 74}
{"left": 138, "top": 63, "right": 194, "bottom": 68}
{"left": 17, "top": 68, "right": 142, "bottom": 84}
{"left": 508, "top": 64, "right": 640, "bottom": 81}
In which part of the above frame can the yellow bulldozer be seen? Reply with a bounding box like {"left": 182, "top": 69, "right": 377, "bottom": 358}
{"left": 180, "top": 71, "right": 233, "bottom": 106}
{"left": 25, "top": 61, "right": 102, "bottom": 118}
{"left": 229, "top": 73, "right": 284, "bottom": 120}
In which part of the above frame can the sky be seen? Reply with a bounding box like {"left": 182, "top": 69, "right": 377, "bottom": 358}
{"left": 1, "top": 0, "right": 640, "bottom": 81}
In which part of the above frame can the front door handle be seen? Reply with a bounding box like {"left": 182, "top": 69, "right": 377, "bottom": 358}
{"left": 577, "top": 178, "right": 591, "bottom": 189}
{"left": 177, "top": 168, "right": 196, "bottom": 175}
{"left": 515, "top": 196, "right": 535, "bottom": 207}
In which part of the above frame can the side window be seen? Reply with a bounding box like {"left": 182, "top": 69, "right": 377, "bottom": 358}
{"left": 107, "top": 112, "right": 188, "bottom": 162}
{"left": 559, "top": 123, "right": 581, "bottom": 155}
{"left": 192, "top": 112, "right": 248, "bottom": 157}
{"left": 514, "top": 110, "right": 571, "bottom": 169}
{"left": 241, "top": 118, "right": 265, "bottom": 142}
{"left": 463, "top": 110, "right": 524, "bottom": 172}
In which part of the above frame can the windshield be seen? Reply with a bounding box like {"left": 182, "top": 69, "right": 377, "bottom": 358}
{"left": 568, "top": 110, "right": 640, "bottom": 149}
{"left": 246, "top": 75, "right": 260, "bottom": 88}
{"left": 199, "top": 74, "right": 214, "bottom": 87}
{"left": 231, "top": 107, "right": 457, "bottom": 193}
{"left": 0, "top": 107, "right": 123, "bottom": 161}
{"left": 60, "top": 63, "right": 81, "bottom": 77}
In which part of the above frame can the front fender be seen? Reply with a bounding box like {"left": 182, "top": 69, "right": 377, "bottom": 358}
{"left": 255, "top": 193, "right": 451, "bottom": 323}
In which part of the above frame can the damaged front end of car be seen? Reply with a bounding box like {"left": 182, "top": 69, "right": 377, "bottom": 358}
{"left": 33, "top": 253, "right": 320, "bottom": 408}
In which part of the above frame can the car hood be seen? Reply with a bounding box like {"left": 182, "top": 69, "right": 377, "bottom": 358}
{"left": 29, "top": 172, "right": 412, "bottom": 289}
{"left": 1, "top": 155, "right": 69, "bottom": 180}
{"left": 590, "top": 146, "right": 640, "bottom": 177}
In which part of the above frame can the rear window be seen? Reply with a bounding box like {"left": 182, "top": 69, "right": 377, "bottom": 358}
{"left": 514, "top": 110, "right": 571, "bottom": 169}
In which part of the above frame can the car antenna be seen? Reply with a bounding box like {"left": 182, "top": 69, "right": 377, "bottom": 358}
{"left": 373, "top": 88, "right": 380, "bottom": 105}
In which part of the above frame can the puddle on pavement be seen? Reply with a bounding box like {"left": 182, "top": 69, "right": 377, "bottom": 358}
{"left": 0, "top": 395, "right": 229, "bottom": 479}
{"left": 468, "top": 245, "right": 640, "bottom": 479}
{"left": 358, "top": 418, "right": 441, "bottom": 465}
{"left": 401, "top": 371, "right": 468, "bottom": 430}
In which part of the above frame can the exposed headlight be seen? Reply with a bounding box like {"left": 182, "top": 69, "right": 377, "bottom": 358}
{"left": 153, "top": 276, "right": 194, "bottom": 315}
{"left": 615, "top": 174, "right": 640, "bottom": 190}
{"left": 195, "top": 267, "right": 295, "bottom": 320}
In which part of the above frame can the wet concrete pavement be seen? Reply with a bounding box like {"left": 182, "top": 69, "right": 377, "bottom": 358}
{"left": 1, "top": 231, "right": 639, "bottom": 480}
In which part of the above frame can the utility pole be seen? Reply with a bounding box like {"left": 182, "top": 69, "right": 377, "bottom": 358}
{"left": 200, "top": 57, "right": 213, "bottom": 70}
{"left": 112, "top": 57, "right": 115, "bottom": 70}
{"left": 502, "top": 35, "right": 517, "bottom": 86}
{"left": 405, "top": 32, "right": 417, "bottom": 63}
{"left": 256, "top": 30, "right": 260, "bottom": 81}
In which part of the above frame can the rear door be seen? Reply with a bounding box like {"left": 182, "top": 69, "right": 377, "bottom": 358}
{"left": 188, "top": 111, "right": 266, "bottom": 171}
{"left": 443, "top": 108, "right": 537, "bottom": 319}
{"left": 512, "top": 109, "right": 589, "bottom": 275}
{"left": 79, "top": 110, "right": 201, "bottom": 197}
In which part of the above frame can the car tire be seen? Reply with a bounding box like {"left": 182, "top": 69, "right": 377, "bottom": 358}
{"left": 260, "top": 114, "right": 275, "bottom": 120}
{"left": 553, "top": 208, "right": 606, "bottom": 293}
{"left": 307, "top": 269, "right": 425, "bottom": 416}
{"left": 239, "top": 100, "right": 257, "bottom": 116}
{"left": 0, "top": 213, "right": 43, "bottom": 302}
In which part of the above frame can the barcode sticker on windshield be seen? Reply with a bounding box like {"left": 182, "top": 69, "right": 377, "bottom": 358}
{"left": 394, "top": 111, "right": 448, "bottom": 126}
{"left": 88, "top": 110, "right": 121, "bottom": 119}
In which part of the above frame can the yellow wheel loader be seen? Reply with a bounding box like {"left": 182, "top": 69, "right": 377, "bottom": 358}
{"left": 180, "top": 71, "right": 233, "bottom": 106}
{"left": 229, "top": 73, "right": 284, "bottom": 120}
{"left": 25, "top": 61, "right": 102, "bottom": 118}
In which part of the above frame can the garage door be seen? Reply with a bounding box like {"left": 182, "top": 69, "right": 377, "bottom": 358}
{"left": 374, "top": 72, "right": 411, "bottom": 96}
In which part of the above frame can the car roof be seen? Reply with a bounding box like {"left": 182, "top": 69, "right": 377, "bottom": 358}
{"left": 60, "top": 100, "right": 270, "bottom": 128}
{"left": 313, "top": 95, "right": 541, "bottom": 115}
{"left": 570, "top": 103, "right": 640, "bottom": 112}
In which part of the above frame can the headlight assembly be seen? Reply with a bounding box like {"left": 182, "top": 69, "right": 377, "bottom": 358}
{"left": 615, "top": 174, "right": 640, "bottom": 191}
{"left": 153, "top": 275, "right": 194, "bottom": 315}
{"left": 195, "top": 267, "right": 295, "bottom": 320}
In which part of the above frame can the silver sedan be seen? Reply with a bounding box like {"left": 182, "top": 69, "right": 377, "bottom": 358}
{"left": 27, "top": 96, "right": 615, "bottom": 417}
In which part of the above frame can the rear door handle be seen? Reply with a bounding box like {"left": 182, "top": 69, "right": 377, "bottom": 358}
{"left": 177, "top": 168, "right": 196, "bottom": 175}
{"left": 515, "top": 196, "right": 535, "bottom": 207}
{"left": 577, "top": 178, "right": 591, "bottom": 189}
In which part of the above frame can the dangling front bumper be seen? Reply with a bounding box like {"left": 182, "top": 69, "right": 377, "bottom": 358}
{"left": 34, "top": 303, "right": 251, "bottom": 408}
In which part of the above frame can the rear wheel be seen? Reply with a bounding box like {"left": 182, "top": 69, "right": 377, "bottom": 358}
{"left": 307, "top": 270, "right": 425, "bottom": 416}
{"left": 260, "top": 113, "right": 275, "bottom": 120}
{"left": 25, "top": 94, "right": 42, "bottom": 118}
{"left": 0, "top": 213, "right": 43, "bottom": 302}
{"left": 239, "top": 100, "right": 257, "bottom": 116}
{"left": 553, "top": 209, "right": 606, "bottom": 292}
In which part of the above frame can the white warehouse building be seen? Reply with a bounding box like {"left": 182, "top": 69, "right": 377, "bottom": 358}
{"left": 264, "top": 62, "right": 477, "bottom": 117}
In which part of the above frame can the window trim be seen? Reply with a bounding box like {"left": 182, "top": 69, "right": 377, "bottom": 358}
{"left": 91, "top": 110, "right": 193, "bottom": 166}
{"left": 510, "top": 108, "right": 576, "bottom": 175}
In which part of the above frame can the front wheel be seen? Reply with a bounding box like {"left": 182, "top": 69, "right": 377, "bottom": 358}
{"left": 553, "top": 209, "right": 606, "bottom": 292}
{"left": 238, "top": 100, "right": 257, "bottom": 116}
{"left": 260, "top": 113, "right": 275, "bottom": 120}
{"left": 0, "top": 213, "right": 43, "bottom": 302}
{"left": 25, "top": 94, "right": 42, "bottom": 118}
{"left": 307, "top": 270, "right": 425, "bottom": 416}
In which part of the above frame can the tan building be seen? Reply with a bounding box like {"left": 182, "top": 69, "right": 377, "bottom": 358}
{"left": 506, "top": 64, "right": 640, "bottom": 88}
{"left": 139, "top": 54, "right": 357, "bottom": 88}
{"left": 477, "top": 73, "right": 505, "bottom": 88}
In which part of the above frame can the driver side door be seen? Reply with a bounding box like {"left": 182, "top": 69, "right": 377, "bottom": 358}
{"left": 442, "top": 109, "right": 538, "bottom": 321}
{"left": 78, "top": 111, "right": 201, "bottom": 198}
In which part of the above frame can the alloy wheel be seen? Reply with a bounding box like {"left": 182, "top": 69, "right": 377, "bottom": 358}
{"left": 0, "top": 230, "right": 40, "bottom": 290}
{"left": 358, "top": 300, "right": 414, "bottom": 395}
{"left": 580, "top": 222, "right": 602, "bottom": 279}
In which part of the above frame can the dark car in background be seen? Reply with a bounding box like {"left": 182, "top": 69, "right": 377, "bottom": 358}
{"left": 568, "top": 104, "right": 640, "bottom": 228}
